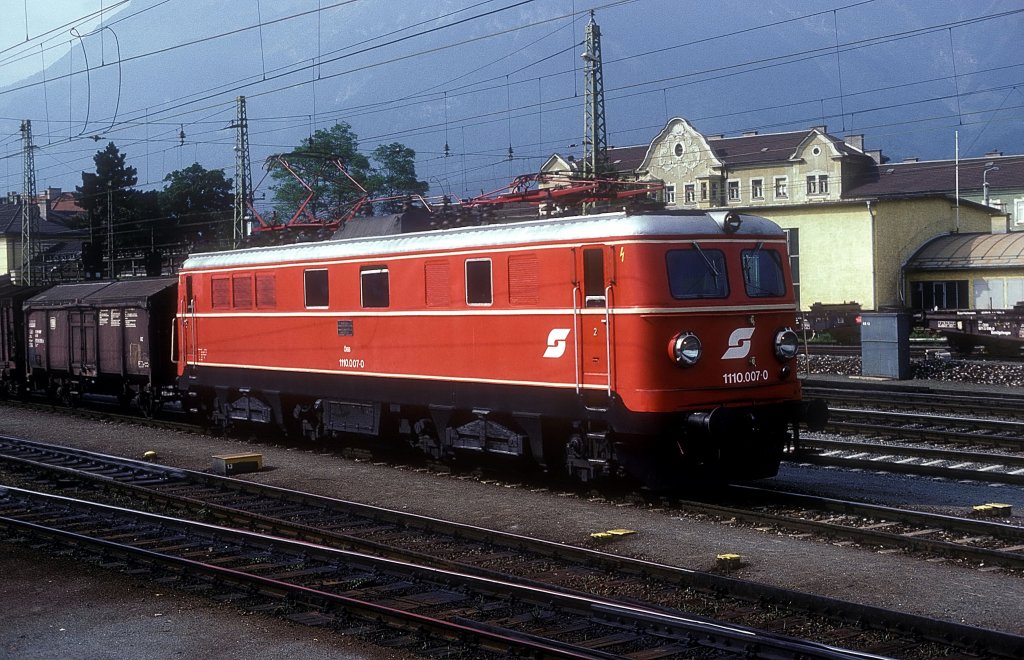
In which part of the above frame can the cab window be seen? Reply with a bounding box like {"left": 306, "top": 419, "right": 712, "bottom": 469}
{"left": 666, "top": 246, "right": 728, "bottom": 299}
{"left": 742, "top": 247, "right": 786, "bottom": 297}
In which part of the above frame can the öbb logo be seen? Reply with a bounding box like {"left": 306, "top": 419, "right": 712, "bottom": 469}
{"left": 543, "top": 328, "right": 571, "bottom": 358}
{"left": 721, "top": 327, "right": 755, "bottom": 359}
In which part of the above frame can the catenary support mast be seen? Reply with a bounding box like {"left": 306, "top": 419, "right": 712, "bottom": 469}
{"left": 582, "top": 11, "right": 608, "bottom": 177}
{"left": 232, "top": 96, "right": 253, "bottom": 247}
{"left": 20, "top": 120, "right": 39, "bottom": 285}
{"left": 581, "top": 11, "right": 608, "bottom": 213}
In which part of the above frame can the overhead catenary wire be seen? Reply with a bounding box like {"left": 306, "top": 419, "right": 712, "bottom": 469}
{"left": 1, "top": 1, "right": 1020, "bottom": 202}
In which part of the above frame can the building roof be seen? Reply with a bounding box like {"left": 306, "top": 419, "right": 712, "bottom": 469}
{"left": 0, "top": 201, "right": 83, "bottom": 238}
{"left": 49, "top": 192, "right": 86, "bottom": 215}
{"left": 605, "top": 145, "right": 649, "bottom": 174}
{"left": 706, "top": 129, "right": 864, "bottom": 167}
{"left": 845, "top": 154, "right": 1024, "bottom": 199}
{"left": 905, "top": 232, "right": 1024, "bottom": 271}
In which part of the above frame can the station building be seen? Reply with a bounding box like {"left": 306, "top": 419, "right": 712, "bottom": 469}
{"left": 542, "top": 117, "right": 1022, "bottom": 312}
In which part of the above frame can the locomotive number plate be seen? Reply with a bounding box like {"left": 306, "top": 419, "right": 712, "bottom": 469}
{"left": 722, "top": 369, "right": 769, "bottom": 385}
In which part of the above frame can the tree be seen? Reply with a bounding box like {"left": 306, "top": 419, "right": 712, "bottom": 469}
{"left": 367, "top": 143, "right": 429, "bottom": 213}
{"left": 270, "top": 122, "right": 371, "bottom": 220}
{"left": 159, "top": 163, "right": 233, "bottom": 250}
{"left": 77, "top": 142, "right": 153, "bottom": 274}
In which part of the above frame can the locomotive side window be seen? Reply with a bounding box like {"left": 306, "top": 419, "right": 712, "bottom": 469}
{"left": 211, "top": 277, "right": 231, "bottom": 309}
{"left": 425, "top": 261, "right": 450, "bottom": 307}
{"left": 466, "top": 259, "right": 492, "bottom": 305}
{"left": 742, "top": 246, "right": 786, "bottom": 297}
{"left": 304, "top": 269, "right": 330, "bottom": 308}
{"left": 360, "top": 266, "right": 390, "bottom": 308}
{"left": 583, "top": 248, "right": 606, "bottom": 307}
{"left": 666, "top": 246, "right": 728, "bottom": 299}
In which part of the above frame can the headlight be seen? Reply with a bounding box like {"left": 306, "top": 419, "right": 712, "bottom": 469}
{"left": 669, "top": 332, "right": 702, "bottom": 367}
{"left": 774, "top": 327, "right": 799, "bottom": 361}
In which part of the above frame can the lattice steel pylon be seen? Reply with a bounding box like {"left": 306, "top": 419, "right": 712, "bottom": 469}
{"left": 581, "top": 10, "right": 608, "bottom": 183}
{"left": 231, "top": 96, "right": 253, "bottom": 248}
{"left": 20, "top": 120, "right": 39, "bottom": 285}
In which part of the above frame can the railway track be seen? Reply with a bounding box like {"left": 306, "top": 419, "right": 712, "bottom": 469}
{"left": 7, "top": 485, "right": 870, "bottom": 660}
{"left": 667, "top": 485, "right": 1024, "bottom": 572}
{"left": 796, "top": 383, "right": 1024, "bottom": 483}
{"left": 802, "top": 385, "right": 1024, "bottom": 420}
{"left": 0, "top": 434, "right": 1021, "bottom": 658}
{"left": 791, "top": 436, "right": 1024, "bottom": 485}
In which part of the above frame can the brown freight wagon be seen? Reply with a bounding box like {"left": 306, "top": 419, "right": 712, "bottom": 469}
{"left": 0, "top": 275, "right": 45, "bottom": 397}
{"left": 24, "top": 277, "right": 178, "bottom": 413}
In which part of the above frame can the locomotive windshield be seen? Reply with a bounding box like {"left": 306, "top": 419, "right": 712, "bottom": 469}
{"left": 741, "top": 245, "right": 787, "bottom": 297}
{"left": 666, "top": 246, "right": 728, "bottom": 299}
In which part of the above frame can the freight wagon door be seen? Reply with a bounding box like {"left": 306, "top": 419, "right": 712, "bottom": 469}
{"left": 575, "top": 246, "right": 612, "bottom": 401}
{"left": 97, "top": 308, "right": 125, "bottom": 377}
{"left": 70, "top": 310, "right": 98, "bottom": 376}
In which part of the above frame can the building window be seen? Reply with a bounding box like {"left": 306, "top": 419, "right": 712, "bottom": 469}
{"left": 751, "top": 178, "right": 764, "bottom": 200}
{"left": 727, "top": 180, "right": 740, "bottom": 202}
{"left": 466, "top": 259, "right": 492, "bottom": 305}
{"left": 911, "top": 280, "right": 968, "bottom": 310}
{"left": 304, "top": 269, "right": 329, "bottom": 308}
{"left": 700, "top": 181, "right": 708, "bottom": 201}
{"left": 684, "top": 184, "right": 695, "bottom": 203}
{"left": 774, "top": 176, "right": 788, "bottom": 199}
{"left": 664, "top": 184, "right": 676, "bottom": 205}
{"left": 806, "top": 174, "right": 829, "bottom": 196}
{"left": 360, "top": 266, "right": 390, "bottom": 308}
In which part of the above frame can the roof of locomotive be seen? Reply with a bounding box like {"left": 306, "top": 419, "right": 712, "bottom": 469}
{"left": 181, "top": 210, "right": 785, "bottom": 271}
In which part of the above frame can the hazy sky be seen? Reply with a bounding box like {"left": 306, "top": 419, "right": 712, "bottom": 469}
{"left": 0, "top": 1, "right": 105, "bottom": 85}
{"left": 1, "top": 1, "right": 1020, "bottom": 202}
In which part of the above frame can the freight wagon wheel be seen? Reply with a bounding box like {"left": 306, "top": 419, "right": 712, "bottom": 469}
{"left": 136, "top": 389, "right": 156, "bottom": 418}
{"left": 1, "top": 378, "right": 18, "bottom": 399}
{"left": 55, "top": 385, "right": 78, "bottom": 408}
{"left": 946, "top": 338, "right": 976, "bottom": 356}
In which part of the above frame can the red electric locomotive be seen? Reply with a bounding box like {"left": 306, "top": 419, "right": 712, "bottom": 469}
{"left": 176, "top": 209, "right": 825, "bottom": 487}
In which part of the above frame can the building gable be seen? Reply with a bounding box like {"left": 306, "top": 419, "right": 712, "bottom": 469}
{"left": 639, "top": 117, "right": 722, "bottom": 181}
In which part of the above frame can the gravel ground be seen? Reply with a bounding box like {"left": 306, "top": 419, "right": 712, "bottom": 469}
{"left": 799, "top": 353, "right": 1024, "bottom": 387}
{"left": 2, "top": 361, "right": 1024, "bottom": 657}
